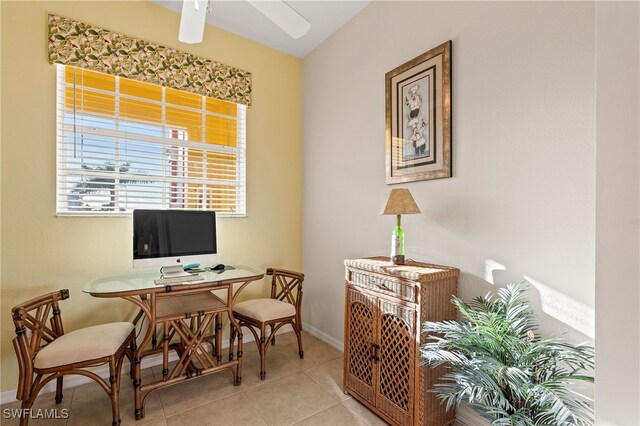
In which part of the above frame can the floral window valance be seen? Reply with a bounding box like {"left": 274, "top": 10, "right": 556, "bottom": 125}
{"left": 48, "top": 14, "right": 252, "bottom": 106}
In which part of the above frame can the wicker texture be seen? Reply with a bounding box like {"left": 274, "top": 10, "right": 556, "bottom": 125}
{"left": 378, "top": 312, "right": 414, "bottom": 424}
{"left": 155, "top": 292, "right": 225, "bottom": 320}
{"left": 419, "top": 277, "right": 459, "bottom": 426}
{"left": 345, "top": 288, "right": 376, "bottom": 404}
{"left": 350, "top": 270, "right": 416, "bottom": 302}
{"left": 343, "top": 257, "right": 459, "bottom": 426}
{"left": 345, "top": 257, "right": 458, "bottom": 283}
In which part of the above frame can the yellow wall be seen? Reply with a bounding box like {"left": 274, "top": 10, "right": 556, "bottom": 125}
{"left": 0, "top": 1, "right": 302, "bottom": 392}
{"left": 0, "top": 0, "right": 4, "bottom": 389}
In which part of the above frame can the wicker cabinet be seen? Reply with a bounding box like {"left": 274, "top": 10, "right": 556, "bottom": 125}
{"left": 343, "top": 257, "right": 459, "bottom": 426}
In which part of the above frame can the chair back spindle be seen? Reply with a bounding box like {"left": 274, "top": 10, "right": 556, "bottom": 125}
{"left": 11, "top": 289, "right": 69, "bottom": 401}
{"left": 10, "top": 288, "right": 134, "bottom": 426}
{"left": 267, "top": 268, "right": 304, "bottom": 306}
{"left": 12, "top": 289, "right": 68, "bottom": 355}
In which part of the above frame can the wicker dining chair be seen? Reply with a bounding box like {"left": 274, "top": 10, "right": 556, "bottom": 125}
{"left": 231, "top": 268, "right": 304, "bottom": 380}
{"left": 11, "top": 289, "right": 136, "bottom": 426}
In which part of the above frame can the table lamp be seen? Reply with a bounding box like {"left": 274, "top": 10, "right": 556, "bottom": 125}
{"left": 382, "top": 188, "right": 420, "bottom": 265}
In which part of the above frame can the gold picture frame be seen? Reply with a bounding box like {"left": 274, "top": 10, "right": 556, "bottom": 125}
{"left": 385, "top": 41, "right": 452, "bottom": 184}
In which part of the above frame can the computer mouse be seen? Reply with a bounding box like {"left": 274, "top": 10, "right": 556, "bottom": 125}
{"left": 211, "top": 264, "right": 225, "bottom": 271}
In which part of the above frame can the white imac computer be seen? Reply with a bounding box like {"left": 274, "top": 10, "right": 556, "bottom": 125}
{"left": 133, "top": 209, "right": 218, "bottom": 271}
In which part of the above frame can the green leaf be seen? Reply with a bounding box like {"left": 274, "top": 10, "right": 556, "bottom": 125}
{"left": 421, "top": 282, "right": 594, "bottom": 424}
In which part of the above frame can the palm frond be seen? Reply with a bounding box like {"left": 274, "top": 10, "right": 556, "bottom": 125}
{"left": 421, "top": 282, "right": 594, "bottom": 425}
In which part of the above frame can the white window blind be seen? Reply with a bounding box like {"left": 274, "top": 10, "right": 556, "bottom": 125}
{"left": 56, "top": 65, "right": 246, "bottom": 216}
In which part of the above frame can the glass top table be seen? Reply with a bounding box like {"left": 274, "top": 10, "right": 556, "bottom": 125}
{"left": 83, "top": 265, "right": 264, "bottom": 295}
{"left": 83, "top": 265, "right": 265, "bottom": 420}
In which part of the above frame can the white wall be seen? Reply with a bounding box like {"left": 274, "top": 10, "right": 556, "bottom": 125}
{"left": 302, "top": 1, "right": 595, "bottom": 349}
{"left": 594, "top": 2, "right": 640, "bottom": 425}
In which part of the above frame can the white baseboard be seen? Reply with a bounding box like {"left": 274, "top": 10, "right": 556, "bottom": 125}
{"left": 1, "top": 328, "right": 260, "bottom": 405}
{"left": 2, "top": 323, "right": 485, "bottom": 426}
{"left": 302, "top": 322, "right": 344, "bottom": 352}
{"left": 0, "top": 324, "right": 341, "bottom": 406}
{"left": 297, "top": 325, "right": 487, "bottom": 426}
{"left": 1, "top": 351, "right": 174, "bottom": 405}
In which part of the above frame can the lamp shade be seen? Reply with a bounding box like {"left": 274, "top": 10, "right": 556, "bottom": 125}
{"left": 382, "top": 188, "right": 421, "bottom": 215}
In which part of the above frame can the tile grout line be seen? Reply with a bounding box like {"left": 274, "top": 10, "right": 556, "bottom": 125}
{"left": 241, "top": 387, "right": 271, "bottom": 426}
{"left": 238, "top": 363, "right": 342, "bottom": 426}
{"left": 164, "top": 367, "right": 305, "bottom": 425}
{"left": 5, "top": 333, "right": 346, "bottom": 425}
{"left": 290, "top": 402, "right": 341, "bottom": 426}
{"left": 159, "top": 372, "right": 243, "bottom": 421}
{"left": 341, "top": 398, "right": 386, "bottom": 426}
{"left": 283, "top": 369, "right": 343, "bottom": 426}
{"left": 242, "top": 339, "right": 347, "bottom": 425}
{"left": 300, "top": 357, "right": 345, "bottom": 395}
{"left": 150, "top": 355, "right": 173, "bottom": 424}
{"left": 65, "top": 386, "right": 75, "bottom": 426}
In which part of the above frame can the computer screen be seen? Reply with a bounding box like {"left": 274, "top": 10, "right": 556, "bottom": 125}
{"left": 133, "top": 209, "right": 217, "bottom": 269}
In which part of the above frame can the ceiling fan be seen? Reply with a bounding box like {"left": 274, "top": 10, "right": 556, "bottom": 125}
{"left": 178, "top": 0, "right": 311, "bottom": 44}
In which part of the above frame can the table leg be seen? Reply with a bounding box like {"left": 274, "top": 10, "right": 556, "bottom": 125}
{"left": 99, "top": 279, "right": 264, "bottom": 421}
{"left": 162, "top": 322, "right": 169, "bottom": 380}
{"left": 133, "top": 350, "right": 143, "bottom": 420}
{"left": 215, "top": 313, "right": 223, "bottom": 364}
{"left": 133, "top": 311, "right": 155, "bottom": 420}
{"left": 229, "top": 322, "right": 236, "bottom": 361}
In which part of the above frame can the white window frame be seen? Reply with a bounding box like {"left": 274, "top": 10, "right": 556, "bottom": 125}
{"left": 55, "top": 65, "right": 247, "bottom": 217}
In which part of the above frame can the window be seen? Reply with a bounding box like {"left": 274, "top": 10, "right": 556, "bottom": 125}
{"left": 56, "top": 65, "right": 246, "bottom": 216}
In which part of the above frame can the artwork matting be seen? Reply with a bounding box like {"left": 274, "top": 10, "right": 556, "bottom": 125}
{"left": 385, "top": 41, "right": 452, "bottom": 184}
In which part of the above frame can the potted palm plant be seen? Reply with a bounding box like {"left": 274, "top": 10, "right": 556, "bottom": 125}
{"left": 421, "top": 283, "right": 594, "bottom": 425}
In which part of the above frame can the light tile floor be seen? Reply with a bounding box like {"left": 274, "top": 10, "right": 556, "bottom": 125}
{"left": 1, "top": 332, "right": 388, "bottom": 426}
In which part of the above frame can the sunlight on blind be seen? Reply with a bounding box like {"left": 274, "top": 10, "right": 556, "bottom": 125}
{"left": 57, "top": 65, "right": 246, "bottom": 216}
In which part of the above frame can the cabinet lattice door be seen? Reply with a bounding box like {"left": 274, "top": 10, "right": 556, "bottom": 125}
{"left": 377, "top": 302, "right": 416, "bottom": 424}
{"left": 345, "top": 288, "right": 377, "bottom": 404}
{"left": 343, "top": 257, "right": 459, "bottom": 426}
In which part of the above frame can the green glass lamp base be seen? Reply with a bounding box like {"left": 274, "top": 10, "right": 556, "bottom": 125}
{"left": 390, "top": 214, "right": 405, "bottom": 265}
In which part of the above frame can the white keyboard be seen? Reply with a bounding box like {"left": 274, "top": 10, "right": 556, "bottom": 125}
{"left": 154, "top": 274, "right": 204, "bottom": 286}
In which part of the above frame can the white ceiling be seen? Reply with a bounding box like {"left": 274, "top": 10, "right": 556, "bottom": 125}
{"left": 152, "top": 0, "right": 370, "bottom": 58}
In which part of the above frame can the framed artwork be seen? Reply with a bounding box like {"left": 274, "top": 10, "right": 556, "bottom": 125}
{"left": 385, "top": 40, "right": 452, "bottom": 184}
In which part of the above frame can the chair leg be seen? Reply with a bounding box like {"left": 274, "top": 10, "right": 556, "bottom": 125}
{"left": 19, "top": 399, "right": 34, "bottom": 426}
{"left": 109, "top": 360, "right": 122, "bottom": 426}
{"left": 270, "top": 324, "right": 276, "bottom": 345}
{"left": 259, "top": 324, "right": 267, "bottom": 380}
{"left": 128, "top": 338, "right": 137, "bottom": 379}
{"left": 117, "top": 339, "right": 131, "bottom": 393}
{"left": 55, "top": 376, "right": 63, "bottom": 404}
{"left": 293, "top": 321, "right": 304, "bottom": 359}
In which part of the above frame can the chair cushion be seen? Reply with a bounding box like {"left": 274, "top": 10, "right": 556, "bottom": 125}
{"left": 233, "top": 298, "right": 296, "bottom": 322}
{"left": 34, "top": 322, "right": 134, "bottom": 369}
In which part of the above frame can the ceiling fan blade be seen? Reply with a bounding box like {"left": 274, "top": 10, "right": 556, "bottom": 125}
{"left": 179, "top": 0, "right": 207, "bottom": 44}
{"left": 247, "top": 1, "right": 311, "bottom": 39}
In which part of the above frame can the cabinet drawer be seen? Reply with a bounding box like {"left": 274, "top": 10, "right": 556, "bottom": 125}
{"left": 348, "top": 269, "right": 416, "bottom": 302}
